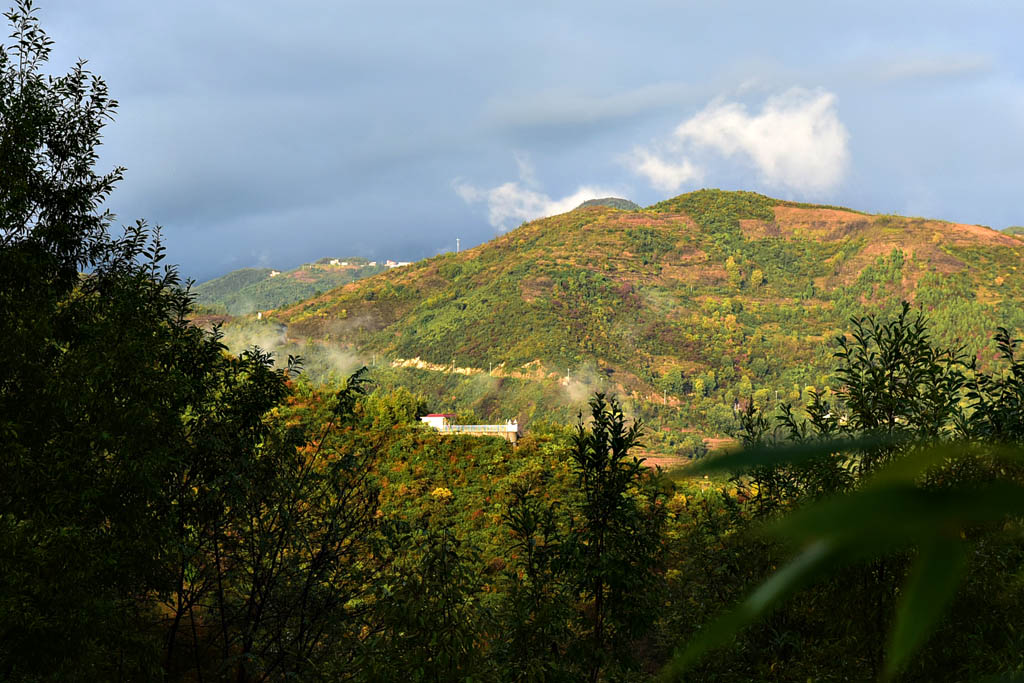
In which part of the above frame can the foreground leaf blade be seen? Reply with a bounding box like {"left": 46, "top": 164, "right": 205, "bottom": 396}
{"left": 684, "top": 434, "right": 906, "bottom": 476}
{"left": 883, "top": 536, "right": 968, "bottom": 681}
{"left": 660, "top": 539, "right": 834, "bottom": 680}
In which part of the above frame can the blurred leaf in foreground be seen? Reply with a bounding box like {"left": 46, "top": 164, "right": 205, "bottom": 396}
{"left": 662, "top": 438, "right": 1024, "bottom": 681}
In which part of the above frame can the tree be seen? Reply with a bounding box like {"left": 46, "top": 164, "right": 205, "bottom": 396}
{"left": 161, "top": 367, "right": 383, "bottom": 681}
{"left": 0, "top": 0, "right": 120, "bottom": 288}
{"left": 566, "top": 393, "right": 668, "bottom": 681}
{"left": 0, "top": 4, "right": 373, "bottom": 678}
{"left": 0, "top": 2, "right": 166, "bottom": 674}
{"left": 725, "top": 255, "right": 743, "bottom": 289}
{"left": 498, "top": 478, "right": 574, "bottom": 681}
{"left": 750, "top": 268, "right": 765, "bottom": 289}
{"left": 834, "top": 301, "right": 967, "bottom": 446}
{"left": 363, "top": 495, "right": 488, "bottom": 681}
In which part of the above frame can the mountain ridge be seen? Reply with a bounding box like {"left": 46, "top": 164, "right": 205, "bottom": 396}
{"left": 194, "top": 257, "right": 385, "bottom": 314}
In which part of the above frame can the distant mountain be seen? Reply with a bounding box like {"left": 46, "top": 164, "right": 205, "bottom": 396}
{"left": 193, "top": 258, "right": 386, "bottom": 314}
{"left": 576, "top": 197, "right": 640, "bottom": 211}
{"left": 1004, "top": 226, "right": 1024, "bottom": 236}
{"left": 232, "top": 190, "right": 1024, "bottom": 458}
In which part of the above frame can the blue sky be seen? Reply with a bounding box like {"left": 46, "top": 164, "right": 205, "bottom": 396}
{"left": 34, "top": 1, "right": 1024, "bottom": 281}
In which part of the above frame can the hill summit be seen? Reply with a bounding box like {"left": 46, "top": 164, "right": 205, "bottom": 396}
{"left": 575, "top": 197, "right": 640, "bottom": 211}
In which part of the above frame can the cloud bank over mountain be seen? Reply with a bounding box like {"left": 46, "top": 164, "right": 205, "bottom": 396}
{"left": 630, "top": 89, "right": 850, "bottom": 193}
{"left": 454, "top": 155, "right": 618, "bottom": 231}
{"left": 456, "top": 89, "right": 850, "bottom": 228}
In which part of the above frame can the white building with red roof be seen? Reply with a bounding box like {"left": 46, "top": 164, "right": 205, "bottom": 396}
{"left": 420, "top": 413, "right": 456, "bottom": 430}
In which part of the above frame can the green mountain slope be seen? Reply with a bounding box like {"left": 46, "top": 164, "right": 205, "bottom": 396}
{"left": 239, "top": 190, "right": 1024, "bottom": 459}
{"left": 194, "top": 258, "right": 385, "bottom": 314}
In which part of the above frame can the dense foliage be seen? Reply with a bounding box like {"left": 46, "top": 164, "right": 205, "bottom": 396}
{"left": 3, "top": 4, "right": 1024, "bottom": 680}
{"left": 668, "top": 305, "right": 1024, "bottom": 681}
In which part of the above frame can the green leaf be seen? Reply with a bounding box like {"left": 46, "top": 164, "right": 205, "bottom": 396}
{"left": 773, "top": 480, "right": 1024, "bottom": 550}
{"left": 883, "top": 536, "right": 968, "bottom": 680}
{"left": 685, "top": 437, "right": 1024, "bottom": 480}
{"left": 665, "top": 467, "right": 1024, "bottom": 678}
{"left": 683, "top": 433, "right": 907, "bottom": 476}
{"left": 660, "top": 539, "right": 835, "bottom": 680}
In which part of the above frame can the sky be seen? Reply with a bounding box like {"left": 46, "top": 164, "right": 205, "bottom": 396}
{"left": 31, "top": 1, "right": 1024, "bottom": 282}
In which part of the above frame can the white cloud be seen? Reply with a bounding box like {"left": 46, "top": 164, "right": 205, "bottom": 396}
{"left": 455, "top": 154, "right": 620, "bottom": 231}
{"left": 629, "top": 88, "right": 850, "bottom": 193}
{"left": 629, "top": 148, "right": 702, "bottom": 193}
{"left": 513, "top": 151, "right": 538, "bottom": 187}
{"left": 455, "top": 179, "right": 619, "bottom": 232}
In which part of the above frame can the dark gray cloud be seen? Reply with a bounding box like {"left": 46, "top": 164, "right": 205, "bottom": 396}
{"left": 24, "top": 0, "right": 1024, "bottom": 281}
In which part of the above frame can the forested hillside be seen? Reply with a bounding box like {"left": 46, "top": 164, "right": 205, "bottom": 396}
{"left": 193, "top": 257, "right": 385, "bottom": 314}
{"left": 242, "top": 189, "right": 1024, "bottom": 458}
